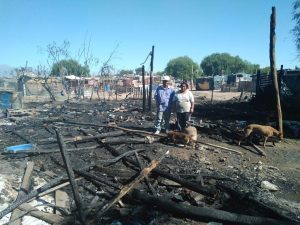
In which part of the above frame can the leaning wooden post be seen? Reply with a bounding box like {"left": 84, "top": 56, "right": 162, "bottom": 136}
{"left": 142, "top": 65, "right": 146, "bottom": 112}
{"left": 148, "top": 45, "right": 154, "bottom": 111}
{"left": 270, "top": 6, "right": 283, "bottom": 136}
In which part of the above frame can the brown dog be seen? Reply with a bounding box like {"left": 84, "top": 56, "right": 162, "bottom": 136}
{"left": 238, "top": 124, "right": 283, "bottom": 147}
{"left": 167, "top": 131, "right": 194, "bottom": 147}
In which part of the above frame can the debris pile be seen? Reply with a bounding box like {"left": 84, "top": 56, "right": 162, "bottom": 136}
{"left": 0, "top": 99, "right": 299, "bottom": 225}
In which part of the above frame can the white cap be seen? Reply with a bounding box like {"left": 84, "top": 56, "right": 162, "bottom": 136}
{"left": 161, "top": 75, "right": 170, "bottom": 81}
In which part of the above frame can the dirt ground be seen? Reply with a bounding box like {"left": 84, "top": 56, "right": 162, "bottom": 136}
{"left": 0, "top": 90, "right": 299, "bottom": 224}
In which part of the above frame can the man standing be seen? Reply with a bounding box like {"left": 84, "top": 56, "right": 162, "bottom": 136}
{"left": 154, "top": 75, "right": 174, "bottom": 134}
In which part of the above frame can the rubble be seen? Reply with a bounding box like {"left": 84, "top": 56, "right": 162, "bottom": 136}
{"left": 0, "top": 98, "right": 299, "bottom": 225}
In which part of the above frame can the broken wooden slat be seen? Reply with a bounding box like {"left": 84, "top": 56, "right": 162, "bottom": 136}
{"left": 17, "top": 203, "right": 70, "bottom": 224}
{"left": 55, "top": 190, "right": 69, "bottom": 215}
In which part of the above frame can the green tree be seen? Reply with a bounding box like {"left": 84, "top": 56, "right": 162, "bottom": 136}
{"left": 51, "top": 59, "right": 90, "bottom": 77}
{"left": 200, "top": 53, "right": 258, "bottom": 76}
{"left": 119, "top": 69, "right": 133, "bottom": 76}
{"left": 260, "top": 66, "right": 270, "bottom": 74}
{"left": 135, "top": 67, "right": 143, "bottom": 75}
{"left": 164, "top": 56, "right": 201, "bottom": 81}
{"left": 293, "top": 0, "right": 300, "bottom": 57}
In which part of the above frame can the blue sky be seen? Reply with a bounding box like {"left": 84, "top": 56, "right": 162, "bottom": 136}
{"left": 0, "top": 0, "right": 298, "bottom": 74}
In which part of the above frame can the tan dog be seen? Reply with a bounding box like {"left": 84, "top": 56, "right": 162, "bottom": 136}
{"left": 167, "top": 131, "right": 194, "bottom": 147}
{"left": 183, "top": 125, "right": 197, "bottom": 142}
{"left": 238, "top": 124, "right": 283, "bottom": 147}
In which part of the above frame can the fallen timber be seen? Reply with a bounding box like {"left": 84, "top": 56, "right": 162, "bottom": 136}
{"left": 54, "top": 128, "right": 85, "bottom": 224}
{"left": 217, "top": 180, "right": 300, "bottom": 223}
{"left": 54, "top": 121, "right": 243, "bottom": 155}
{"left": 132, "top": 189, "right": 298, "bottom": 225}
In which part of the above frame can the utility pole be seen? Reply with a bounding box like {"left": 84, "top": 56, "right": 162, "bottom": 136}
{"left": 149, "top": 45, "right": 154, "bottom": 111}
{"left": 191, "top": 65, "right": 193, "bottom": 90}
{"left": 270, "top": 6, "right": 283, "bottom": 137}
{"left": 142, "top": 65, "right": 146, "bottom": 112}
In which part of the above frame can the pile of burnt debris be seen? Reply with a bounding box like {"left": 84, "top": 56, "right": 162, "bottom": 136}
{"left": 0, "top": 99, "right": 299, "bottom": 225}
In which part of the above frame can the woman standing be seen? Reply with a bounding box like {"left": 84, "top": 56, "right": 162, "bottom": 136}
{"left": 173, "top": 82, "right": 194, "bottom": 131}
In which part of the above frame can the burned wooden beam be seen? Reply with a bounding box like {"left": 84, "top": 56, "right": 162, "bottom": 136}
{"left": 97, "top": 148, "right": 146, "bottom": 166}
{"left": 104, "top": 143, "right": 217, "bottom": 197}
{"left": 98, "top": 150, "right": 169, "bottom": 217}
{"left": 50, "top": 156, "right": 122, "bottom": 190}
{"left": 10, "top": 130, "right": 32, "bottom": 143}
{"left": 134, "top": 151, "right": 156, "bottom": 195}
{"left": 101, "top": 136, "right": 155, "bottom": 145}
{"left": 132, "top": 189, "right": 296, "bottom": 225}
{"left": 65, "top": 130, "right": 125, "bottom": 143}
{"left": 54, "top": 128, "right": 85, "bottom": 224}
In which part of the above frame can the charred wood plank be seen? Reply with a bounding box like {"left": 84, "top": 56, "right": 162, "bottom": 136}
{"left": 101, "top": 136, "right": 154, "bottom": 145}
{"left": 9, "top": 130, "right": 32, "bottom": 143}
{"left": 54, "top": 121, "right": 166, "bottom": 138}
{"left": 132, "top": 189, "right": 297, "bottom": 225}
{"left": 217, "top": 181, "right": 300, "bottom": 223}
{"left": 104, "top": 143, "right": 217, "bottom": 197}
{"left": 50, "top": 156, "right": 122, "bottom": 190}
{"left": 97, "top": 148, "right": 145, "bottom": 166}
{"left": 98, "top": 150, "right": 169, "bottom": 217}
{"left": 65, "top": 130, "right": 125, "bottom": 144}
{"left": 134, "top": 151, "right": 156, "bottom": 195}
{"left": 54, "top": 128, "right": 85, "bottom": 224}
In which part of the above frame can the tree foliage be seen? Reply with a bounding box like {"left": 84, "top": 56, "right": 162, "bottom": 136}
{"left": 51, "top": 59, "right": 90, "bottom": 77}
{"left": 293, "top": 0, "right": 300, "bottom": 57}
{"left": 164, "top": 56, "right": 201, "bottom": 81}
{"left": 200, "top": 53, "right": 259, "bottom": 76}
{"left": 135, "top": 67, "right": 143, "bottom": 75}
{"left": 119, "top": 69, "right": 133, "bottom": 76}
{"left": 260, "top": 66, "right": 271, "bottom": 74}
